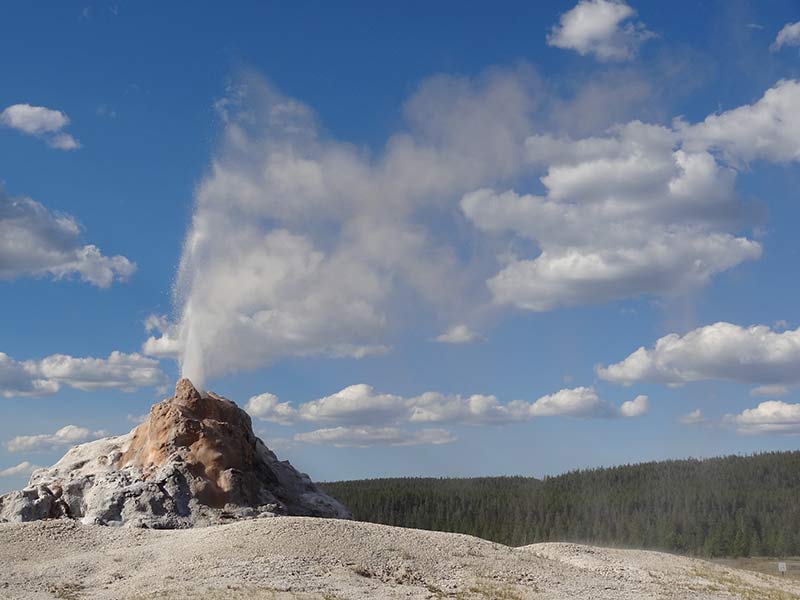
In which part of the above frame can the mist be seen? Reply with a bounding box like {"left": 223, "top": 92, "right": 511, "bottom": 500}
{"left": 146, "top": 69, "right": 539, "bottom": 389}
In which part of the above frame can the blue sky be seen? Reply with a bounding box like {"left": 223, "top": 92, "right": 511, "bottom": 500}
{"left": 2, "top": 0, "right": 800, "bottom": 492}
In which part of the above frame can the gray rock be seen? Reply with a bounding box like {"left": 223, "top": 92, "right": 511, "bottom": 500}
{"left": 0, "top": 379, "right": 350, "bottom": 527}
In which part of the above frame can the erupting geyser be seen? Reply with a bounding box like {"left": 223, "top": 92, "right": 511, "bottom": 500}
{"left": 0, "top": 379, "right": 350, "bottom": 527}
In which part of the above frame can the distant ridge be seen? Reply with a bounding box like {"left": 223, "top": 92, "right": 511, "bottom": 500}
{"left": 322, "top": 451, "right": 800, "bottom": 557}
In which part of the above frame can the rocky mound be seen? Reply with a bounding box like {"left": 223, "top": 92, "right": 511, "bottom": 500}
{"left": 0, "top": 379, "right": 350, "bottom": 528}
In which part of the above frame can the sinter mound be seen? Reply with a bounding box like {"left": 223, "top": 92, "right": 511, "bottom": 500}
{"left": 0, "top": 379, "right": 350, "bottom": 527}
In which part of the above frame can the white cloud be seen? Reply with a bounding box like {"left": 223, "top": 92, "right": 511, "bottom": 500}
{"left": 408, "top": 392, "right": 528, "bottom": 424}
{"left": 262, "top": 383, "right": 646, "bottom": 428}
{"left": 0, "top": 461, "right": 42, "bottom": 477}
{"left": 0, "top": 351, "right": 168, "bottom": 398}
{"left": 727, "top": 401, "right": 800, "bottom": 434}
{"left": 245, "top": 392, "right": 297, "bottom": 425}
{"left": 6, "top": 425, "right": 107, "bottom": 453}
{"left": 463, "top": 121, "right": 760, "bottom": 311}
{"left": 47, "top": 132, "right": 80, "bottom": 150}
{"left": 293, "top": 426, "right": 456, "bottom": 448}
{"left": 681, "top": 79, "right": 800, "bottom": 164}
{"left": 434, "top": 324, "right": 480, "bottom": 344}
{"left": 619, "top": 394, "right": 649, "bottom": 417}
{"left": 0, "top": 353, "right": 58, "bottom": 398}
{"left": 0, "top": 187, "right": 136, "bottom": 287}
{"left": 547, "top": 0, "right": 654, "bottom": 61}
{"left": 0, "top": 103, "right": 80, "bottom": 150}
{"left": 680, "top": 408, "right": 706, "bottom": 425}
{"left": 141, "top": 315, "right": 182, "bottom": 359}
{"left": 37, "top": 351, "right": 167, "bottom": 391}
{"left": 298, "top": 384, "right": 409, "bottom": 425}
{"left": 461, "top": 80, "right": 800, "bottom": 313}
{"left": 528, "top": 386, "right": 647, "bottom": 418}
{"left": 144, "top": 314, "right": 170, "bottom": 333}
{"left": 598, "top": 322, "right": 800, "bottom": 386}
{"left": 0, "top": 104, "right": 67, "bottom": 134}
{"left": 771, "top": 21, "right": 800, "bottom": 52}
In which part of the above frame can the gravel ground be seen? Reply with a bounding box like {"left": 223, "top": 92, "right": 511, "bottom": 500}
{"left": 2, "top": 517, "right": 799, "bottom": 599}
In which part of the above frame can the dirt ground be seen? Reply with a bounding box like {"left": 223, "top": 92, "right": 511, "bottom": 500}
{"left": 2, "top": 517, "right": 800, "bottom": 599}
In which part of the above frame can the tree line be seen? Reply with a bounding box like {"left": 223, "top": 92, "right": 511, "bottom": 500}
{"left": 321, "top": 451, "right": 800, "bottom": 557}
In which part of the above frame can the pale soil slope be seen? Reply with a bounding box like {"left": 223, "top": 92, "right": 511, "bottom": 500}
{"left": 1, "top": 518, "right": 798, "bottom": 599}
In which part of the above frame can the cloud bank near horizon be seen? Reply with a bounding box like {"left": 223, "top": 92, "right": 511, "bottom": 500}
{"left": 245, "top": 383, "right": 647, "bottom": 447}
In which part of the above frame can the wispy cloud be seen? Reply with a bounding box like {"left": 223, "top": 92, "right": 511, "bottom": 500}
{"left": 6, "top": 425, "right": 107, "bottom": 452}
{"left": 680, "top": 409, "right": 706, "bottom": 425}
{"left": 434, "top": 324, "right": 480, "bottom": 344}
{"left": 293, "top": 426, "right": 456, "bottom": 448}
{"left": 0, "top": 461, "right": 43, "bottom": 477}
{"left": 770, "top": 21, "right": 800, "bottom": 52}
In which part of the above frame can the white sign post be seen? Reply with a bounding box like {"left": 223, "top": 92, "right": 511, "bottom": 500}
{"left": 779, "top": 562, "right": 787, "bottom": 576}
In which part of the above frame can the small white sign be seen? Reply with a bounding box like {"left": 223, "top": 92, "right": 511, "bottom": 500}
{"left": 779, "top": 562, "right": 787, "bottom": 574}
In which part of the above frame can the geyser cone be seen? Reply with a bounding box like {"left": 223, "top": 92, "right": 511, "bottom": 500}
{"left": 0, "top": 379, "right": 350, "bottom": 527}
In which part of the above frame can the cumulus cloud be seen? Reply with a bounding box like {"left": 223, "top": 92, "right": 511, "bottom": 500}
{"left": 529, "top": 386, "right": 648, "bottom": 418}
{"left": 293, "top": 426, "right": 456, "bottom": 448}
{"left": 0, "top": 187, "right": 136, "bottom": 287}
{"left": 771, "top": 21, "right": 800, "bottom": 52}
{"left": 37, "top": 351, "right": 167, "bottom": 391}
{"left": 434, "top": 324, "right": 480, "bottom": 344}
{"left": 0, "top": 461, "right": 42, "bottom": 477}
{"left": 598, "top": 322, "right": 800, "bottom": 386}
{"left": 156, "top": 68, "right": 539, "bottom": 388}
{"left": 463, "top": 121, "right": 760, "bottom": 310}
{"left": 0, "top": 351, "right": 168, "bottom": 398}
{"left": 462, "top": 81, "right": 800, "bottom": 312}
{"left": 727, "top": 401, "right": 800, "bottom": 435}
{"left": 298, "top": 384, "right": 410, "bottom": 425}
{"left": 547, "top": 0, "right": 654, "bottom": 61}
{"left": 0, "top": 104, "right": 80, "bottom": 150}
{"left": 407, "top": 391, "right": 528, "bottom": 424}
{"left": 245, "top": 392, "right": 297, "bottom": 425}
{"left": 681, "top": 79, "right": 800, "bottom": 164}
{"left": 251, "top": 383, "right": 646, "bottom": 431}
{"left": 6, "top": 425, "right": 107, "bottom": 453}
{"left": 141, "top": 314, "right": 182, "bottom": 359}
{"left": 0, "top": 353, "right": 58, "bottom": 397}
{"left": 680, "top": 408, "right": 706, "bottom": 425}
{"left": 619, "top": 394, "right": 649, "bottom": 417}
